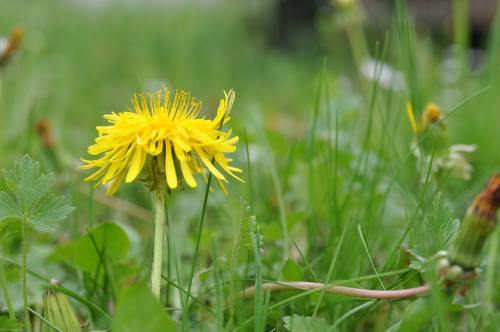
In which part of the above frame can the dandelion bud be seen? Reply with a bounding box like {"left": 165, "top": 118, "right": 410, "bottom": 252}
{"left": 445, "top": 265, "right": 464, "bottom": 282}
{"left": 42, "top": 280, "right": 82, "bottom": 332}
{"left": 35, "top": 119, "right": 55, "bottom": 149}
{"left": 0, "top": 26, "right": 24, "bottom": 69}
{"left": 448, "top": 175, "right": 500, "bottom": 269}
{"left": 437, "top": 257, "right": 450, "bottom": 274}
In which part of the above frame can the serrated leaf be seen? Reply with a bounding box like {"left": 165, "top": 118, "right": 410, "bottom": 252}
{"left": 283, "top": 315, "right": 330, "bottom": 332}
{"left": 0, "top": 192, "right": 22, "bottom": 221}
{"left": 31, "top": 195, "right": 75, "bottom": 232}
{"left": 2, "top": 155, "right": 54, "bottom": 213}
{"left": 408, "top": 260, "right": 423, "bottom": 271}
{"left": 0, "top": 155, "right": 73, "bottom": 232}
{"left": 74, "top": 223, "right": 130, "bottom": 272}
{"left": 112, "top": 283, "right": 177, "bottom": 332}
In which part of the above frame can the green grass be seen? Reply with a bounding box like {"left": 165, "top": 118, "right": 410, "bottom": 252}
{"left": 0, "top": 0, "right": 499, "bottom": 331}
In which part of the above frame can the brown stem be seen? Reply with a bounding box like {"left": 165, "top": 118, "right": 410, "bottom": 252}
{"left": 243, "top": 282, "right": 431, "bottom": 300}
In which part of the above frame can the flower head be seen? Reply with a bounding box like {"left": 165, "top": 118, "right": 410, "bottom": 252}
{"left": 422, "top": 102, "right": 444, "bottom": 130}
{"left": 81, "top": 88, "right": 242, "bottom": 195}
{"left": 406, "top": 101, "right": 445, "bottom": 134}
{"left": 406, "top": 101, "right": 476, "bottom": 181}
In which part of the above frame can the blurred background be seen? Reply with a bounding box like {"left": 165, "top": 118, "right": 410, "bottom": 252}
{"left": 0, "top": 0, "right": 498, "bottom": 166}
{"left": 1, "top": 0, "right": 499, "bottom": 249}
{"left": 1, "top": 0, "right": 500, "bottom": 329}
{"left": 1, "top": 0, "right": 500, "bottom": 279}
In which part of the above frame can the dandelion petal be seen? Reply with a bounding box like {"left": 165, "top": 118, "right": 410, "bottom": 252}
{"left": 125, "top": 146, "right": 146, "bottom": 183}
{"left": 165, "top": 140, "right": 178, "bottom": 189}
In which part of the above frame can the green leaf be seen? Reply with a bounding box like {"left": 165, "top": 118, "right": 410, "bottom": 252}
{"left": 0, "top": 316, "right": 21, "bottom": 331}
{"left": 112, "top": 283, "right": 177, "bottom": 332}
{"left": 0, "top": 155, "right": 74, "bottom": 231}
{"left": 0, "top": 219, "right": 21, "bottom": 251}
{"left": 408, "top": 260, "right": 423, "bottom": 271}
{"left": 283, "top": 315, "right": 330, "bottom": 332}
{"left": 280, "top": 259, "right": 303, "bottom": 281}
{"left": 396, "top": 298, "right": 433, "bottom": 332}
{"left": 2, "top": 155, "right": 53, "bottom": 213}
{"left": 0, "top": 192, "right": 22, "bottom": 221}
{"left": 74, "top": 223, "right": 130, "bottom": 272}
{"left": 31, "top": 196, "right": 75, "bottom": 232}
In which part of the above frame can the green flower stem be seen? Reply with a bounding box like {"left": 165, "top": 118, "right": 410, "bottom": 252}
{"left": 0, "top": 75, "right": 3, "bottom": 116}
{"left": 342, "top": 5, "right": 370, "bottom": 100}
{"left": 453, "top": 0, "right": 469, "bottom": 74}
{"left": 164, "top": 199, "right": 171, "bottom": 308}
{"left": 151, "top": 188, "right": 166, "bottom": 300}
{"left": 181, "top": 171, "right": 212, "bottom": 331}
{"left": 0, "top": 76, "right": 3, "bottom": 155}
{"left": 181, "top": 115, "right": 227, "bottom": 330}
{"left": 345, "top": 16, "right": 368, "bottom": 71}
{"left": 0, "top": 261, "right": 15, "bottom": 320}
{"left": 22, "top": 220, "right": 32, "bottom": 332}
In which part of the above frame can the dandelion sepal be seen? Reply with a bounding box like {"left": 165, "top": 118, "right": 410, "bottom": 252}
{"left": 448, "top": 175, "right": 500, "bottom": 269}
{"left": 42, "top": 280, "right": 82, "bottom": 332}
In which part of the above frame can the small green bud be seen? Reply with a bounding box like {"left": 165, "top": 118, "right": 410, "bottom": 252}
{"left": 42, "top": 280, "right": 82, "bottom": 332}
{"left": 437, "top": 257, "right": 450, "bottom": 274}
{"left": 446, "top": 265, "right": 464, "bottom": 282}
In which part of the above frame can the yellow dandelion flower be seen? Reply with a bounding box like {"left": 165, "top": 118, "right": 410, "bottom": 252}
{"left": 406, "top": 101, "right": 445, "bottom": 135}
{"left": 81, "top": 88, "right": 242, "bottom": 195}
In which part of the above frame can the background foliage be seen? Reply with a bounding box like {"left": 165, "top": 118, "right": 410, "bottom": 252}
{"left": 0, "top": 0, "right": 499, "bottom": 330}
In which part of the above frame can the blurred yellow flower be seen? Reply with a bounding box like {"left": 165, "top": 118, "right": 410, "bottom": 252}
{"left": 82, "top": 88, "right": 242, "bottom": 195}
{"left": 406, "top": 101, "right": 476, "bottom": 181}
{"left": 406, "top": 101, "right": 445, "bottom": 134}
{"left": 422, "top": 102, "right": 444, "bottom": 130}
